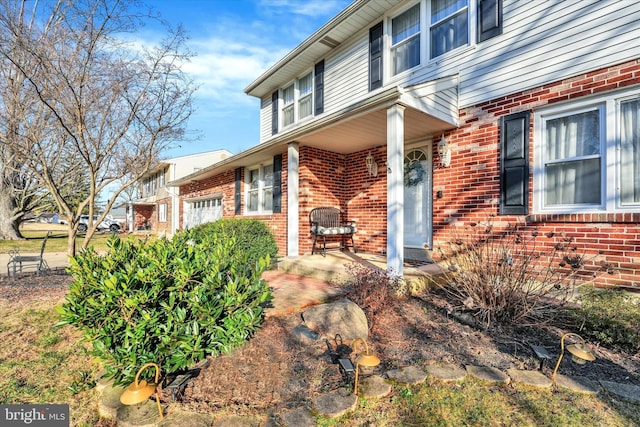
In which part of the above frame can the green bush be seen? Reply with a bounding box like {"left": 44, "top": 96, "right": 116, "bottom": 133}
{"left": 570, "top": 288, "right": 640, "bottom": 353}
{"left": 190, "top": 218, "right": 278, "bottom": 267}
{"left": 57, "top": 227, "right": 273, "bottom": 385}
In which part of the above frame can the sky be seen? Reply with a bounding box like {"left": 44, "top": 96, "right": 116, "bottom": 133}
{"left": 140, "top": 0, "right": 353, "bottom": 159}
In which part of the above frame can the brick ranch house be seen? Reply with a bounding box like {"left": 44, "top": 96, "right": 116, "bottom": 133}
{"left": 171, "top": 0, "right": 640, "bottom": 289}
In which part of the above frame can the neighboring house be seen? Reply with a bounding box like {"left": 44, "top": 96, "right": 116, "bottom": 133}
{"left": 172, "top": 0, "right": 640, "bottom": 288}
{"left": 131, "top": 150, "right": 232, "bottom": 235}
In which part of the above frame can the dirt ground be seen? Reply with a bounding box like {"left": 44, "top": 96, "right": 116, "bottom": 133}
{"left": 3, "top": 272, "right": 639, "bottom": 419}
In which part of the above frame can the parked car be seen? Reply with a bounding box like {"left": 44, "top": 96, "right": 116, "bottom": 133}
{"left": 78, "top": 215, "right": 121, "bottom": 232}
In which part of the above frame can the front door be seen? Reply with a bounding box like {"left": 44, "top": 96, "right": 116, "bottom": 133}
{"left": 403, "top": 148, "right": 432, "bottom": 249}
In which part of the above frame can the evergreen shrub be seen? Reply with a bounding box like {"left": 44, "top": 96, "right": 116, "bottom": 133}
{"left": 58, "top": 223, "right": 273, "bottom": 385}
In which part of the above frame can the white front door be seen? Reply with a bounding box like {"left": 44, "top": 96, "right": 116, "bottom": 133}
{"left": 403, "top": 148, "right": 432, "bottom": 248}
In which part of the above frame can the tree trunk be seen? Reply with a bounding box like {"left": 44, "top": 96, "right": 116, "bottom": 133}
{"left": 0, "top": 183, "right": 23, "bottom": 240}
{"left": 67, "top": 224, "right": 77, "bottom": 257}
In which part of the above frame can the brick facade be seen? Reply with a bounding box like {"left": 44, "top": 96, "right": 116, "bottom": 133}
{"left": 176, "top": 59, "right": 640, "bottom": 289}
{"left": 431, "top": 59, "right": 640, "bottom": 289}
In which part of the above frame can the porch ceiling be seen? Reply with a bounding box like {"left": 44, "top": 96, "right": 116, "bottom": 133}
{"left": 296, "top": 106, "right": 456, "bottom": 154}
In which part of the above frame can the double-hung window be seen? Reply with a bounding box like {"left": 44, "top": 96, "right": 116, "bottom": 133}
{"left": 158, "top": 203, "right": 168, "bottom": 222}
{"left": 282, "top": 83, "right": 295, "bottom": 127}
{"left": 246, "top": 164, "right": 274, "bottom": 214}
{"left": 280, "top": 71, "right": 314, "bottom": 128}
{"left": 298, "top": 72, "right": 313, "bottom": 120}
{"left": 535, "top": 88, "right": 640, "bottom": 212}
{"left": 430, "top": 0, "right": 469, "bottom": 59}
{"left": 391, "top": 3, "right": 421, "bottom": 75}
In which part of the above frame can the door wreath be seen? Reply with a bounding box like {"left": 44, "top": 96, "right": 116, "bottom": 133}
{"left": 404, "top": 161, "right": 425, "bottom": 187}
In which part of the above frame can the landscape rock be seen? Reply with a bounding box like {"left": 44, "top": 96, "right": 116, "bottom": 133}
{"left": 386, "top": 365, "right": 427, "bottom": 385}
{"left": 291, "top": 324, "right": 322, "bottom": 346}
{"left": 466, "top": 365, "right": 510, "bottom": 384}
{"left": 600, "top": 380, "right": 640, "bottom": 402}
{"left": 507, "top": 369, "right": 552, "bottom": 388}
{"left": 426, "top": 364, "right": 467, "bottom": 382}
{"left": 359, "top": 375, "right": 392, "bottom": 398}
{"left": 555, "top": 374, "right": 600, "bottom": 395}
{"left": 281, "top": 407, "right": 316, "bottom": 427}
{"left": 302, "top": 298, "right": 368, "bottom": 341}
{"left": 314, "top": 389, "right": 358, "bottom": 418}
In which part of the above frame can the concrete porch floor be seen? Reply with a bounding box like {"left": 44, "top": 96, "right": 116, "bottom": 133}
{"left": 275, "top": 250, "right": 446, "bottom": 290}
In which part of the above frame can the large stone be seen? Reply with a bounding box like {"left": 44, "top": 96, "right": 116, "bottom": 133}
{"left": 117, "top": 399, "right": 163, "bottom": 427}
{"left": 292, "top": 324, "right": 322, "bottom": 346}
{"left": 507, "top": 369, "right": 552, "bottom": 388}
{"left": 386, "top": 366, "right": 428, "bottom": 385}
{"left": 302, "top": 299, "right": 368, "bottom": 341}
{"left": 282, "top": 408, "right": 316, "bottom": 427}
{"left": 466, "top": 365, "right": 511, "bottom": 384}
{"left": 426, "top": 364, "right": 467, "bottom": 382}
{"left": 600, "top": 380, "right": 640, "bottom": 402}
{"left": 314, "top": 389, "right": 358, "bottom": 418}
{"left": 359, "top": 375, "right": 392, "bottom": 398}
{"left": 555, "top": 374, "right": 599, "bottom": 395}
{"left": 97, "top": 383, "right": 126, "bottom": 419}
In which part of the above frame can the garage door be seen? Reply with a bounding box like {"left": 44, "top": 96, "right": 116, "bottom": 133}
{"left": 184, "top": 198, "right": 222, "bottom": 229}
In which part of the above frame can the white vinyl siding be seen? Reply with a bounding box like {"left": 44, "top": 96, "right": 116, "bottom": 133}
{"left": 534, "top": 87, "right": 640, "bottom": 213}
{"left": 257, "top": 1, "right": 640, "bottom": 144}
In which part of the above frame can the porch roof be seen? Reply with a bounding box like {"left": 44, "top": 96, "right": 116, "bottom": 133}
{"left": 171, "top": 76, "right": 459, "bottom": 187}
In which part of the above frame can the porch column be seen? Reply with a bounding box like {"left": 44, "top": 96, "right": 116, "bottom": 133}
{"left": 287, "top": 142, "right": 300, "bottom": 257}
{"left": 387, "top": 104, "right": 405, "bottom": 277}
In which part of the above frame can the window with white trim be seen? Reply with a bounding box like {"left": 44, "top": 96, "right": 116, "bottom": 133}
{"left": 391, "top": 3, "right": 421, "bottom": 75}
{"left": 280, "top": 71, "right": 314, "bottom": 128}
{"left": 534, "top": 88, "right": 640, "bottom": 212}
{"left": 158, "top": 203, "right": 168, "bottom": 222}
{"left": 430, "top": 0, "right": 469, "bottom": 59}
{"left": 246, "top": 163, "right": 273, "bottom": 214}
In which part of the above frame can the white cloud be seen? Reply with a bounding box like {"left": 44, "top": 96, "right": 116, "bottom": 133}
{"left": 258, "top": 0, "right": 350, "bottom": 17}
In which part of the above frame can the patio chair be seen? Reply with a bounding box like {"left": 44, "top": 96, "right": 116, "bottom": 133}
{"left": 310, "top": 207, "right": 357, "bottom": 256}
{"left": 6, "top": 231, "right": 51, "bottom": 278}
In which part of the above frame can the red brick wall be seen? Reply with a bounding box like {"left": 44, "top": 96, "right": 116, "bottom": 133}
{"left": 179, "top": 155, "right": 289, "bottom": 257}
{"left": 134, "top": 205, "right": 154, "bottom": 230}
{"left": 156, "top": 197, "right": 172, "bottom": 236}
{"left": 432, "top": 59, "right": 640, "bottom": 288}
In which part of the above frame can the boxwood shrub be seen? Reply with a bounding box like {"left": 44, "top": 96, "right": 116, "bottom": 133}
{"left": 189, "top": 218, "right": 278, "bottom": 267}
{"left": 58, "top": 223, "right": 274, "bottom": 385}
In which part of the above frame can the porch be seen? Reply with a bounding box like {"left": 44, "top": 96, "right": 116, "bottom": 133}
{"left": 274, "top": 250, "right": 447, "bottom": 290}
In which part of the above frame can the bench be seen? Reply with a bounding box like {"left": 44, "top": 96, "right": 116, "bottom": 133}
{"left": 309, "top": 207, "right": 357, "bottom": 256}
{"left": 6, "top": 231, "right": 51, "bottom": 278}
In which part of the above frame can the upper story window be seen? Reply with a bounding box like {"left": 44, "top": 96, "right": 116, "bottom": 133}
{"left": 534, "top": 88, "right": 640, "bottom": 212}
{"left": 246, "top": 163, "right": 273, "bottom": 214}
{"left": 392, "top": 3, "right": 421, "bottom": 75}
{"left": 280, "top": 71, "right": 314, "bottom": 129}
{"left": 430, "top": 0, "right": 469, "bottom": 59}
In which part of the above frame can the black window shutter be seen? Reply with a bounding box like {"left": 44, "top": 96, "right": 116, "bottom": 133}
{"left": 234, "top": 167, "right": 242, "bottom": 215}
{"left": 272, "top": 154, "right": 282, "bottom": 213}
{"left": 271, "top": 91, "right": 279, "bottom": 135}
{"left": 369, "top": 22, "right": 383, "bottom": 91}
{"left": 477, "top": 0, "right": 503, "bottom": 42}
{"left": 500, "top": 111, "right": 530, "bottom": 215}
{"left": 314, "top": 60, "right": 325, "bottom": 115}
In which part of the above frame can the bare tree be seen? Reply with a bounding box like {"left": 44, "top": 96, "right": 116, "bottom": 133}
{"left": 0, "top": 0, "right": 195, "bottom": 255}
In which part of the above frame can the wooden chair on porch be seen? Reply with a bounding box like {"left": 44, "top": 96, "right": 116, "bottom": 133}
{"left": 6, "top": 231, "right": 51, "bottom": 278}
{"left": 309, "top": 207, "right": 357, "bottom": 256}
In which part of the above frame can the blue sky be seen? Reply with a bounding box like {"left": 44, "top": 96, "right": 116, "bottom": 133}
{"left": 142, "top": 0, "right": 352, "bottom": 159}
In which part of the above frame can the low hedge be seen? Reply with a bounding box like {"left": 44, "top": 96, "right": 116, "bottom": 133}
{"left": 58, "top": 222, "right": 274, "bottom": 385}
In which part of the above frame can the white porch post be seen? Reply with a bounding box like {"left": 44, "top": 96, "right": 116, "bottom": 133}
{"left": 287, "top": 142, "right": 300, "bottom": 257}
{"left": 387, "top": 104, "right": 405, "bottom": 276}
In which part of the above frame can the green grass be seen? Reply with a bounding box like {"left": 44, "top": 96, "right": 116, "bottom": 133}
{"left": 0, "top": 303, "right": 104, "bottom": 426}
{"left": 0, "top": 229, "right": 137, "bottom": 253}
{"left": 316, "top": 379, "right": 640, "bottom": 426}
